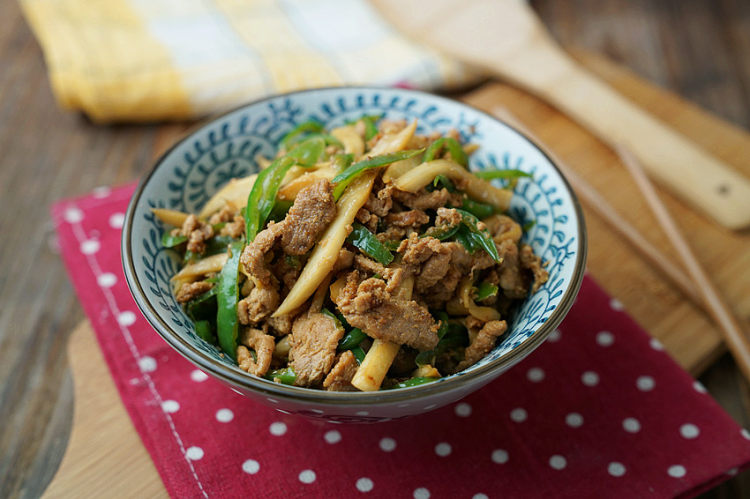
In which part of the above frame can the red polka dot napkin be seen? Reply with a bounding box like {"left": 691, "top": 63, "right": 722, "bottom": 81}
{"left": 53, "top": 184, "right": 750, "bottom": 499}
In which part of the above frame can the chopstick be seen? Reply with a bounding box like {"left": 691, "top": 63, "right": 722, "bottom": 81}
{"left": 615, "top": 145, "right": 750, "bottom": 382}
{"left": 491, "top": 107, "right": 703, "bottom": 308}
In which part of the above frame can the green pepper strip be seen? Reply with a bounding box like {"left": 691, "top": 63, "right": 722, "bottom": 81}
{"left": 216, "top": 241, "right": 244, "bottom": 359}
{"left": 351, "top": 346, "right": 366, "bottom": 364}
{"left": 280, "top": 120, "right": 325, "bottom": 148}
{"left": 269, "top": 199, "right": 293, "bottom": 222}
{"left": 193, "top": 320, "right": 216, "bottom": 343}
{"left": 474, "top": 168, "right": 532, "bottom": 180}
{"left": 523, "top": 220, "right": 536, "bottom": 232}
{"left": 421, "top": 223, "right": 460, "bottom": 241}
{"left": 455, "top": 209, "right": 500, "bottom": 262}
{"left": 186, "top": 286, "right": 218, "bottom": 322}
{"left": 361, "top": 116, "right": 380, "bottom": 141}
{"left": 432, "top": 174, "right": 456, "bottom": 192}
{"left": 461, "top": 198, "right": 496, "bottom": 219}
{"left": 161, "top": 232, "right": 187, "bottom": 248}
{"left": 339, "top": 328, "right": 366, "bottom": 350}
{"left": 346, "top": 223, "right": 394, "bottom": 265}
{"left": 286, "top": 136, "right": 326, "bottom": 166}
{"left": 475, "top": 281, "right": 499, "bottom": 301}
{"left": 424, "top": 137, "right": 468, "bottom": 166}
{"left": 331, "top": 149, "right": 424, "bottom": 200}
{"left": 265, "top": 367, "right": 297, "bottom": 385}
{"left": 245, "top": 156, "right": 296, "bottom": 242}
{"left": 332, "top": 153, "right": 354, "bottom": 172}
{"left": 390, "top": 377, "right": 440, "bottom": 389}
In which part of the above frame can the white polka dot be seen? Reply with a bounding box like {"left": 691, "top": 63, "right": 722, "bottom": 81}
{"left": 186, "top": 446, "right": 204, "bottom": 460}
{"left": 610, "top": 298, "right": 624, "bottom": 310}
{"left": 491, "top": 449, "right": 508, "bottom": 464}
{"left": 161, "top": 400, "right": 179, "bottom": 413}
{"left": 623, "top": 417, "right": 641, "bottom": 433}
{"left": 242, "top": 459, "right": 259, "bottom": 474}
{"left": 566, "top": 413, "right": 583, "bottom": 428}
{"left": 64, "top": 207, "right": 83, "bottom": 223}
{"left": 356, "top": 410, "right": 369, "bottom": 416}
{"left": 138, "top": 356, "right": 156, "bottom": 373}
{"left": 275, "top": 409, "right": 291, "bottom": 415}
{"left": 608, "top": 462, "right": 626, "bottom": 477}
{"left": 510, "top": 408, "right": 527, "bottom": 422}
{"left": 266, "top": 398, "right": 279, "bottom": 404}
{"left": 650, "top": 338, "right": 664, "bottom": 351}
{"left": 80, "top": 239, "right": 100, "bottom": 254}
{"left": 324, "top": 430, "right": 341, "bottom": 444}
{"left": 435, "top": 442, "right": 452, "bottom": 457}
{"left": 680, "top": 423, "right": 699, "bottom": 439}
{"left": 298, "top": 470, "right": 316, "bottom": 484}
{"left": 216, "top": 408, "right": 234, "bottom": 423}
{"left": 549, "top": 455, "right": 567, "bottom": 470}
{"left": 413, "top": 487, "right": 430, "bottom": 499}
{"left": 118, "top": 311, "right": 136, "bottom": 326}
{"left": 668, "top": 465, "right": 686, "bottom": 478}
{"left": 693, "top": 381, "right": 707, "bottom": 393}
{"left": 455, "top": 403, "right": 472, "bottom": 417}
{"left": 741, "top": 429, "right": 750, "bottom": 440}
{"left": 473, "top": 495, "right": 488, "bottom": 499}
{"left": 397, "top": 403, "right": 410, "bottom": 408}
{"left": 310, "top": 409, "right": 324, "bottom": 414}
{"left": 423, "top": 404, "right": 437, "bottom": 410}
{"left": 581, "top": 371, "right": 599, "bottom": 387}
{"left": 92, "top": 186, "right": 111, "bottom": 198}
{"left": 269, "top": 422, "right": 287, "bottom": 436}
{"left": 596, "top": 331, "right": 614, "bottom": 347}
{"left": 379, "top": 437, "right": 396, "bottom": 452}
{"left": 636, "top": 376, "right": 655, "bottom": 391}
{"left": 527, "top": 367, "right": 545, "bottom": 382}
{"left": 109, "top": 213, "right": 125, "bottom": 229}
{"left": 97, "top": 273, "right": 117, "bottom": 287}
{"left": 727, "top": 468, "right": 739, "bottom": 476}
{"left": 191, "top": 370, "right": 208, "bottom": 382}
{"left": 547, "top": 329, "right": 561, "bottom": 342}
{"left": 356, "top": 477, "right": 373, "bottom": 492}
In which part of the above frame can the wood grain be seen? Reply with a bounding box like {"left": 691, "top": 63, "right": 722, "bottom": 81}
{"left": 1, "top": 0, "right": 749, "bottom": 497}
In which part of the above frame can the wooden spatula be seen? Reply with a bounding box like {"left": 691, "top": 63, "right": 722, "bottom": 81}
{"left": 371, "top": 0, "right": 750, "bottom": 229}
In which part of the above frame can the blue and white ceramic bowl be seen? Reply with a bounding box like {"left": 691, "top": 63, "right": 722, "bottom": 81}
{"left": 122, "top": 87, "right": 586, "bottom": 422}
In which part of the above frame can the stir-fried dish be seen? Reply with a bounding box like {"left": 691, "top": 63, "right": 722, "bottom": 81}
{"left": 155, "top": 117, "right": 548, "bottom": 391}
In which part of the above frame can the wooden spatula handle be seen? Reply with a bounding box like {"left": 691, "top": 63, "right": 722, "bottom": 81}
{"left": 505, "top": 45, "right": 750, "bottom": 229}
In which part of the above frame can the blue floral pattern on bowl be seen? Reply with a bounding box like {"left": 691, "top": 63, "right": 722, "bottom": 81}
{"left": 123, "top": 87, "right": 585, "bottom": 420}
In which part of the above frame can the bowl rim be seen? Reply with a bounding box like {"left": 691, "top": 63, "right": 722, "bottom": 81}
{"left": 121, "top": 85, "right": 587, "bottom": 406}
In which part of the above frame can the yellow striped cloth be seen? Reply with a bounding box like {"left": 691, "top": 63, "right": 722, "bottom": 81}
{"left": 21, "top": 0, "right": 482, "bottom": 123}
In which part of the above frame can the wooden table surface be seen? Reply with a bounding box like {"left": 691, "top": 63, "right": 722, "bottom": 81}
{"left": 1, "top": 0, "right": 749, "bottom": 497}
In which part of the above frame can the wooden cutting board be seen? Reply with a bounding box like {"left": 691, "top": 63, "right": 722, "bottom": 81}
{"left": 44, "top": 51, "right": 750, "bottom": 496}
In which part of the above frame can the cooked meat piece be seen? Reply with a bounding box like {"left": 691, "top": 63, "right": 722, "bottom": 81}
{"left": 175, "top": 281, "right": 213, "bottom": 303}
{"left": 323, "top": 350, "right": 359, "bottom": 391}
{"left": 497, "top": 240, "right": 527, "bottom": 299}
{"left": 353, "top": 255, "right": 404, "bottom": 293}
{"left": 208, "top": 204, "right": 237, "bottom": 224}
{"left": 240, "top": 221, "right": 285, "bottom": 288}
{"left": 266, "top": 314, "right": 295, "bottom": 336}
{"left": 238, "top": 285, "right": 279, "bottom": 325}
{"left": 417, "top": 251, "right": 452, "bottom": 293}
{"left": 484, "top": 214, "right": 522, "bottom": 244}
{"left": 219, "top": 215, "right": 245, "bottom": 239}
{"left": 364, "top": 184, "right": 393, "bottom": 217}
{"left": 271, "top": 254, "right": 302, "bottom": 291}
{"left": 435, "top": 207, "right": 462, "bottom": 228}
{"left": 280, "top": 179, "right": 336, "bottom": 255}
{"left": 289, "top": 312, "right": 345, "bottom": 386}
{"left": 392, "top": 188, "right": 463, "bottom": 211}
{"left": 237, "top": 328, "right": 275, "bottom": 376}
{"left": 333, "top": 248, "right": 355, "bottom": 273}
{"left": 376, "top": 225, "right": 406, "bottom": 243}
{"left": 355, "top": 207, "right": 379, "bottom": 232}
{"left": 333, "top": 271, "right": 439, "bottom": 351}
{"left": 520, "top": 244, "right": 548, "bottom": 293}
{"left": 180, "top": 214, "right": 214, "bottom": 254}
{"left": 397, "top": 234, "right": 452, "bottom": 293}
{"left": 456, "top": 320, "right": 507, "bottom": 371}
{"left": 422, "top": 266, "right": 462, "bottom": 309}
{"left": 384, "top": 209, "right": 429, "bottom": 228}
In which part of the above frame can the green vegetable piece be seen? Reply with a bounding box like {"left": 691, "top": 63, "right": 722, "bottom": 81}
{"left": 321, "top": 308, "right": 344, "bottom": 330}
{"left": 287, "top": 136, "right": 325, "bottom": 166}
{"left": 460, "top": 198, "right": 496, "bottom": 219}
{"left": 280, "top": 120, "right": 325, "bottom": 148}
{"left": 332, "top": 153, "right": 354, "bottom": 172}
{"left": 351, "top": 346, "right": 366, "bottom": 364}
{"left": 474, "top": 169, "right": 532, "bottom": 180}
{"left": 361, "top": 115, "right": 380, "bottom": 141}
{"left": 454, "top": 225, "right": 478, "bottom": 254}
{"left": 424, "top": 137, "right": 468, "bottom": 166}
{"left": 346, "top": 223, "right": 394, "bottom": 265}
{"left": 522, "top": 220, "right": 536, "bottom": 232}
{"left": 205, "top": 235, "right": 237, "bottom": 256}
{"left": 245, "top": 156, "right": 296, "bottom": 242}
{"left": 193, "top": 320, "right": 216, "bottom": 344}
{"left": 216, "top": 241, "right": 244, "bottom": 360}
{"left": 382, "top": 240, "right": 401, "bottom": 251}
{"left": 475, "top": 281, "right": 499, "bottom": 301}
{"left": 265, "top": 367, "right": 297, "bottom": 385}
{"left": 269, "top": 199, "right": 293, "bottom": 222}
{"left": 339, "top": 328, "right": 366, "bottom": 350}
{"left": 455, "top": 209, "right": 500, "bottom": 262}
{"left": 414, "top": 350, "right": 435, "bottom": 367}
{"left": 161, "top": 232, "right": 187, "bottom": 248}
{"left": 331, "top": 149, "right": 424, "bottom": 200}
{"left": 432, "top": 174, "right": 456, "bottom": 192}
{"left": 183, "top": 250, "right": 198, "bottom": 264}
{"left": 186, "top": 286, "right": 218, "bottom": 322}
{"left": 421, "top": 222, "right": 460, "bottom": 241}
{"left": 390, "top": 377, "right": 439, "bottom": 389}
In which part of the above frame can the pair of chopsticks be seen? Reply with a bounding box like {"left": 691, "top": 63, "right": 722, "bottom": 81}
{"left": 493, "top": 107, "right": 750, "bottom": 382}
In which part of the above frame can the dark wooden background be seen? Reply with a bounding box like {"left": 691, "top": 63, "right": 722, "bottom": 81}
{"left": 1, "top": 0, "right": 748, "bottom": 497}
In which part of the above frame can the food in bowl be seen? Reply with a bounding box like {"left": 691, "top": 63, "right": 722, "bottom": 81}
{"left": 154, "top": 116, "right": 548, "bottom": 392}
